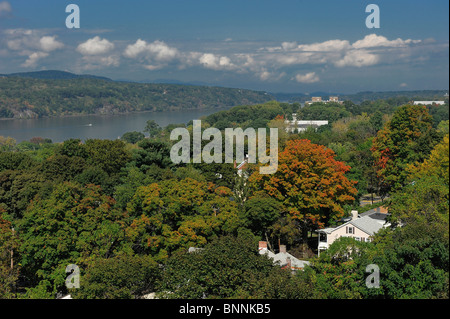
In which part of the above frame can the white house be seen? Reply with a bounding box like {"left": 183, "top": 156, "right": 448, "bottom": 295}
{"left": 258, "top": 241, "right": 310, "bottom": 271}
{"left": 316, "top": 208, "right": 390, "bottom": 256}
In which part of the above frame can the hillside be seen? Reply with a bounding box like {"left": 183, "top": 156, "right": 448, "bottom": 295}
{"left": 1, "top": 70, "right": 112, "bottom": 81}
{"left": 276, "top": 90, "right": 449, "bottom": 104}
{"left": 0, "top": 75, "right": 273, "bottom": 119}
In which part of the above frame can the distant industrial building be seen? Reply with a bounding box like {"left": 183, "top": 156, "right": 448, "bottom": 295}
{"left": 413, "top": 101, "right": 446, "bottom": 106}
{"left": 305, "top": 96, "right": 343, "bottom": 106}
{"left": 285, "top": 113, "right": 329, "bottom": 133}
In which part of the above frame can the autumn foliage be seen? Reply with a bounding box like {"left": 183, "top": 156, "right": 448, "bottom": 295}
{"left": 249, "top": 139, "right": 357, "bottom": 237}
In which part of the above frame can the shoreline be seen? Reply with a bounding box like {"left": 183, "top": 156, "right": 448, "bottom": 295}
{"left": 0, "top": 106, "right": 230, "bottom": 122}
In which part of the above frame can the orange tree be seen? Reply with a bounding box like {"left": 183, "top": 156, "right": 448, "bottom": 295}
{"left": 249, "top": 139, "right": 357, "bottom": 244}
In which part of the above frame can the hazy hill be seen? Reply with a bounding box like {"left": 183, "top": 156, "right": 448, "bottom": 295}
{"left": 1, "top": 70, "right": 112, "bottom": 81}
{"left": 0, "top": 74, "right": 273, "bottom": 119}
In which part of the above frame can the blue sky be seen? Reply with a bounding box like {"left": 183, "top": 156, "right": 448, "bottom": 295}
{"left": 0, "top": 0, "right": 448, "bottom": 93}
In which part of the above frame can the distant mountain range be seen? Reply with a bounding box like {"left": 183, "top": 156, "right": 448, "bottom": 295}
{"left": 0, "top": 70, "right": 447, "bottom": 120}
{"left": 0, "top": 71, "right": 274, "bottom": 119}
{"left": 0, "top": 70, "right": 112, "bottom": 81}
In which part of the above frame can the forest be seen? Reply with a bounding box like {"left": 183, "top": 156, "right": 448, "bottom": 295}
{"left": 0, "top": 98, "right": 448, "bottom": 299}
{"left": 0, "top": 76, "right": 273, "bottom": 119}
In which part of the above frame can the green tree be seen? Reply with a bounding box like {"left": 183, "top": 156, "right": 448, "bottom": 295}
{"left": 144, "top": 120, "right": 162, "bottom": 138}
{"left": 121, "top": 131, "right": 145, "bottom": 144}
{"left": 371, "top": 104, "right": 440, "bottom": 192}
{"left": 0, "top": 215, "right": 20, "bottom": 298}
{"left": 309, "top": 237, "right": 371, "bottom": 299}
{"left": 125, "top": 178, "right": 241, "bottom": 258}
{"left": 132, "top": 139, "right": 173, "bottom": 172}
{"left": 157, "top": 234, "right": 311, "bottom": 299}
{"left": 17, "top": 182, "right": 126, "bottom": 295}
{"left": 84, "top": 139, "right": 131, "bottom": 176}
{"left": 242, "top": 194, "right": 282, "bottom": 238}
{"left": 71, "top": 254, "right": 160, "bottom": 299}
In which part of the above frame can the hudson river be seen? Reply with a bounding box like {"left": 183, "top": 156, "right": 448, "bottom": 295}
{"left": 0, "top": 108, "right": 229, "bottom": 143}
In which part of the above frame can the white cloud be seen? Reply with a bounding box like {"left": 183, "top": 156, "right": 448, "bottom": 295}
{"left": 352, "top": 34, "right": 421, "bottom": 49}
{"left": 124, "top": 39, "right": 179, "bottom": 62}
{"left": 2, "top": 29, "right": 64, "bottom": 68}
{"left": 146, "top": 40, "right": 179, "bottom": 62}
{"left": 281, "top": 41, "right": 298, "bottom": 51}
{"left": 294, "top": 72, "right": 320, "bottom": 83}
{"left": 297, "top": 39, "right": 351, "bottom": 52}
{"left": 115, "top": 33, "right": 431, "bottom": 81}
{"left": 334, "top": 50, "right": 379, "bottom": 67}
{"left": 199, "top": 53, "right": 235, "bottom": 70}
{"left": 39, "top": 36, "right": 64, "bottom": 52}
{"left": 123, "top": 39, "right": 148, "bottom": 58}
{"left": 0, "top": 1, "right": 11, "bottom": 16}
{"left": 77, "top": 36, "right": 114, "bottom": 55}
{"left": 22, "top": 52, "right": 49, "bottom": 68}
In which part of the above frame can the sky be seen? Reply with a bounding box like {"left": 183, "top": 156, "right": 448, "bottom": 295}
{"left": 0, "top": 0, "right": 448, "bottom": 93}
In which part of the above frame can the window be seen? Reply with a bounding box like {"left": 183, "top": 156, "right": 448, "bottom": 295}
{"left": 346, "top": 226, "right": 355, "bottom": 234}
{"left": 355, "top": 237, "right": 361, "bottom": 241}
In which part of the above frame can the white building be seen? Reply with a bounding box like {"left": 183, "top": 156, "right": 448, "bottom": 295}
{"left": 285, "top": 113, "right": 329, "bottom": 133}
{"left": 413, "top": 101, "right": 446, "bottom": 106}
{"left": 305, "top": 96, "right": 344, "bottom": 106}
{"left": 316, "top": 208, "right": 390, "bottom": 256}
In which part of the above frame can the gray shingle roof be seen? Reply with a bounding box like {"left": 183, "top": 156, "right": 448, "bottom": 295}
{"left": 349, "top": 215, "right": 387, "bottom": 235}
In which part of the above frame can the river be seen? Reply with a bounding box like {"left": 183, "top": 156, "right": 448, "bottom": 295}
{"left": 0, "top": 108, "right": 229, "bottom": 143}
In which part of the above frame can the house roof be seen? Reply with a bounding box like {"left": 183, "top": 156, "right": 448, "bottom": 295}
{"left": 350, "top": 215, "right": 387, "bottom": 236}
{"left": 317, "top": 213, "right": 389, "bottom": 236}
{"left": 259, "top": 249, "right": 310, "bottom": 269}
{"left": 359, "top": 206, "right": 388, "bottom": 218}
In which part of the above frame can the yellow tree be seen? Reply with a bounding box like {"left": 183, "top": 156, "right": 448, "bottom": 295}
{"left": 125, "top": 178, "right": 241, "bottom": 259}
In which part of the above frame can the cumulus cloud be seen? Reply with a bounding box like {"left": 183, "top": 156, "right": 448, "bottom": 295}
{"left": 123, "top": 39, "right": 148, "bottom": 59}
{"left": 5, "top": 29, "right": 63, "bottom": 52}
{"left": 119, "top": 33, "right": 428, "bottom": 82}
{"left": 39, "top": 36, "right": 64, "bottom": 52}
{"left": 124, "top": 39, "right": 179, "bottom": 62}
{"left": 294, "top": 72, "right": 320, "bottom": 83}
{"left": 77, "top": 36, "right": 114, "bottom": 55}
{"left": 75, "top": 36, "right": 119, "bottom": 69}
{"left": 352, "top": 34, "right": 421, "bottom": 49}
{"left": 124, "top": 39, "right": 180, "bottom": 71}
{"left": 258, "top": 34, "right": 423, "bottom": 70}
{"left": 334, "top": 50, "right": 380, "bottom": 68}
{"left": 2, "top": 29, "right": 64, "bottom": 68}
{"left": 297, "top": 39, "right": 351, "bottom": 52}
{"left": 199, "top": 53, "right": 235, "bottom": 70}
{"left": 22, "top": 52, "right": 49, "bottom": 68}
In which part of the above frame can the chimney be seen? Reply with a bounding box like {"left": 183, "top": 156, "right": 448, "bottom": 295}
{"left": 279, "top": 245, "right": 286, "bottom": 253}
{"left": 292, "top": 113, "right": 297, "bottom": 122}
{"left": 286, "top": 257, "right": 292, "bottom": 270}
{"left": 351, "top": 210, "right": 358, "bottom": 220}
{"left": 258, "top": 241, "right": 268, "bottom": 253}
